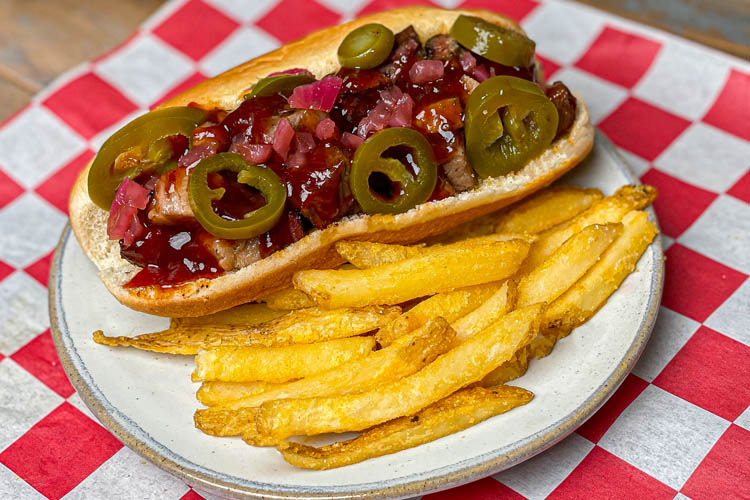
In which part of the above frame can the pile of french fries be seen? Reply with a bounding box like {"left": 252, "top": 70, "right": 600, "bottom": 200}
{"left": 94, "top": 184, "right": 658, "bottom": 469}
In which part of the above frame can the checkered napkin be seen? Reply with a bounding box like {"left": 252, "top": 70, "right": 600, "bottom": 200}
{"left": 0, "top": 0, "right": 748, "bottom": 498}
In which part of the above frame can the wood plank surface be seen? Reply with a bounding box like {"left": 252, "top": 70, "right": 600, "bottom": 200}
{"left": 0, "top": 0, "right": 162, "bottom": 121}
{"left": 577, "top": 0, "right": 750, "bottom": 59}
{"left": 0, "top": 0, "right": 747, "bottom": 122}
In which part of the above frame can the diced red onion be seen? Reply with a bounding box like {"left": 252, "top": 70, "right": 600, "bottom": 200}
{"left": 272, "top": 118, "right": 295, "bottom": 160}
{"left": 472, "top": 65, "right": 490, "bottom": 82}
{"left": 357, "top": 86, "right": 414, "bottom": 138}
{"left": 315, "top": 117, "right": 338, "bottom": 141}
{"left": 178, "top": 144, "right": 217, "bottom": 168}
{"left": 341, "top": 132, "right": 364, "bottom": 150}
{"left": 108, "top": 178, "right": 150, "bottom": 246}
{"left": 287, "top": 151, "right": 307, "bottom": 169}
{"left": 409, "top": 60, "right": 444, "bottom": 84}
{"left": 268, "top": 68, "right": 314, "bottom": 77}
{"left": 230, "top": 143, "right": 273, "bottom": 164}
{"left": 287, "top": 76, "right": 343, "bottom": 113}
{"left": 293, "top": 132, "right": 316, "bottom": 153}
{"left": 387, "top": 89, "right": 414, "bottom": 128}
{"left": 357, "top": 101, "right": 389, "bottom": 139}
{"left": 460, "top": 51, "right": 476, "bottom": 73}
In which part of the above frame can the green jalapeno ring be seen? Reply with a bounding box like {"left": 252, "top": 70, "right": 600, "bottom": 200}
{"left": 350, "top": 128, "right": 437, "bottom": 215}
{"left": 465, "top": 76, "right": 558, "bottom": 178}
{"left": 188, "top": 153, "right": 287, "bottom": 240}
{"left": 245, "top": 74, "right": 316, "bottom": 100}
{"left": 88, "top": 106, "right": 208, "bottom": 209}
{"left": 450, "top": 14, "right": 535, "bottom": 68}
{"left": 338, "top": 23, "right": 395, "bottom": 69}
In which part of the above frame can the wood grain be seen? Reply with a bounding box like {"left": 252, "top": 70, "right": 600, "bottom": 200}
{"left": 0, "top": 0, "right": 163, "bottom": 121}
{"left": 578, "top": 0, "right": 750, "bottom": 59}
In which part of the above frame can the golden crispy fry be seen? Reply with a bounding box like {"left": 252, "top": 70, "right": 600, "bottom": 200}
{"left": 423, "top": 186, "right": 601, "bottom": 245}
{"left": 485, "top": 212, "right": 656, "bottom": 385}
{"left": 452, "top": 280, "right": 517, "bottom": 344}
{"left": 521, "top": 185, "right": 656, "bottom": 273}
{"left": 196, "top": 381, "right": 278, "bottom": 407}
{"left": 516, "top": 223, "right": 622, "bottom": 308}
{"left": 421, "top": 213, "right": 502, "bottom": 245}
{"left": 335, "top": 241, "right": 425, "bottom": 269}
{"left": 192, "top": 336, "right": 375, "bottom": 383}
{"left": 482, "top": 345, "right": 530, "bottom": 386}
{"left": 255, "top": 304, "right": 543, "bottom": 439}
{"left": 544, "top": 210, "right": 658, "bottom": 337}
{"left": 176, "top": 303, "right": 288, "bottom": 326}
{"left": 376, "top": 282, "right": 500, "bottom": 347}
{"left": 294, "top": 240, "right": 530, "bottom": 309}
{"left": 494, "top": 186, "right": 603, "bottom": 235}
{"left": 194, "top": 318, "right": 455, "bottom": 436}
{"left": 195, "top": 407, "right": 262, "bottom": 438}
{"left": 277, "top": 385, "right": 533, "bottom": 469}
{"left": 336, "top": 235, "right": 533, "bottom": 270}
{"left": 94, "top": 305, "right": 398, "bottom": 355}
{"left": 264, "top": 288, "right": 316, "bottom": 310}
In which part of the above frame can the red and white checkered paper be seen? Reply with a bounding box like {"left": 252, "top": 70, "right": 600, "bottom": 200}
{"left": 1, "top": 0, "right": 748, "bottom": 498}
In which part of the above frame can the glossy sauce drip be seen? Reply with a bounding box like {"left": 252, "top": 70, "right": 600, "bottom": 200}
{"left": 121, "top": 213, "right": 222, "bottom": 288}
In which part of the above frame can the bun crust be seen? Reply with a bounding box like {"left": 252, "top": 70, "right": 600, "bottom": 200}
{"left": 69, "top": 7, "right": 594, "bottom": 317}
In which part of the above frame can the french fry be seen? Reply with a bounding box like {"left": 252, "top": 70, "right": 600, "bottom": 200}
{"left": 516, "top": 223, "right": 622, "bottom": 308}
{"left": 196, "top": 381, "right": 277, "bottom": 407}
{"left": 294, "top": 240, "right": 530, "bottom": 309}
{"left": 521, "top": 185, "right": 656, "bottom": 273}
{"left": 452, "top": 280, "right": 517, "bottom": 344}
{"left": 423, "top": 186, "right": 602, "bottom": 245}
{"left": 176, "top": 303, "right": 288, "bottom": 326}
{"left": 376, "top": 282, "right": 500, "bottom": 347}
{"left": 421, "top": 212, "right": 502, "bottom": 245}
{"left": 93, "top": 305, "right": 398, "bottom": 355}
{"left": 277, "top": 385, "right": 533, "bottom": 469}
{"left": 192, "top": 336, "right": 376, "bottom": 383}
{"left": 255, "top": 304, "right": 543, "bottom": 439}
{"left": 493, "top": 186, "right": 603, "bottom": 235}
{"left": 543, "top": 210, "right": 658, "bottom": 337}
{"left": 335, "top": 241, "right": 424, "bottom": 269}
{"left": 336, "top": 235, "right": 533, "bottom": 270}
{"left": 264, "top": 288, "right": 316, "bottom": 310}
{"left": 196, "top": 407, "right": 262, "bottom": 439}
{"left": 482, "top": 345, "right": 530, "bottom": 386}
{"left": 194, "top": 318, "right": 455, "bottom": 436}
{"left": 487, "top": 210, "right": 658, "bottom": 386}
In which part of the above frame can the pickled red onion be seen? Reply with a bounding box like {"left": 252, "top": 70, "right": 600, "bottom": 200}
{"left": 287, "top": 76, "right": 343, "bottom": 113}
{"left": 107, "top": 178, "right": 150, "bottom": 246}
{"left": 272, "top": 118, "right": 295, "bottom": 160}
{"left": 409, "top": 60, "right": 444, "bottom": 84}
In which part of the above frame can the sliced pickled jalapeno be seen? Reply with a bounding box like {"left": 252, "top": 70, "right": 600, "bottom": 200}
{"left": 450, "top": 15, "right": 535, "bottom": 68}
{"left": 338, "top": 23, "right": 395, "bottom": 69}
{"left": 465, "top": 76, "right": 558, "bottom": 177}
{"left": 87, "top": 106, "right": 208, "bottom": 209}
{"left": 245, "top": 74, "right": 316, "bottom": 99}
{"left": 188, "top": 153, "right": 286, "bottom": 240}
{"left": 350, "top": 128, "right": 437, "bottom": 214}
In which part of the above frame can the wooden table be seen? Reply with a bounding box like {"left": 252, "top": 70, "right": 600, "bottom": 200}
{"left": 0, "top": 0, "right": 747, "bottom": 122}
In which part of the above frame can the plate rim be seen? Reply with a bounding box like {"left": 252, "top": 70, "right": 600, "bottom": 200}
{"left": 49, "top": 132, "right": 664, "bottom": 500}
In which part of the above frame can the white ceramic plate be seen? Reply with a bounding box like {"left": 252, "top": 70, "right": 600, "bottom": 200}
{"left": 50, "top": 132, "right": 663, "bottom": 500}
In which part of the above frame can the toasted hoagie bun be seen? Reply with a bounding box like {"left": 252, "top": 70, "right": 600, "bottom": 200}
{"left": 69, "top": 7, "right": 594, "bottom": 317}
